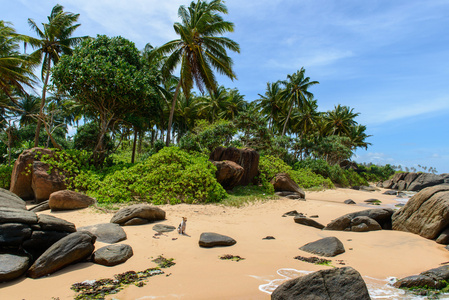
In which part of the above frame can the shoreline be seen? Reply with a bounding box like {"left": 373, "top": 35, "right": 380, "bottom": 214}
{"left": 2, "top": 187, "right": 448, "bottom": 299}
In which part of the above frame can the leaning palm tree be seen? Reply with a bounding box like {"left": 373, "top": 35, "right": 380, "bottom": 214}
{"left": 24, "top": 4, "right": 87, "bottom": 147}
{"left": 279, "top": 68, "right": 319, "bottom": 136}
{"left": 151, "top": 0, "right": 240, "bottom": 146}
{"left": 0, "top": 21, "right": 37, "bottom": 102}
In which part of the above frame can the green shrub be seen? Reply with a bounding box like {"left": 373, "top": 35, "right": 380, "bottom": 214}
{"left": 0, "top": 164, "right": 13, "bottom": 189}
{"left": 90, "top": 147, "right": 226, "bottom": 204}
{"left": 259, "top": 155, "right": 333, "bottom": 191}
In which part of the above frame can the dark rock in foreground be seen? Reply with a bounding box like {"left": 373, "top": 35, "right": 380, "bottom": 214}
{"left": 299, "top": 236, "right": 345, "bottom": 257}
{"left": 92, "top": 244, "right": 133, "bottom": 266}
{"left": 27, "top": 231, "right": 96, "bottom": 278}
{"left": 0, "top": 188, "right": 27, "bottom": 210}
{"left": 394, "top": 265, "right": 449, "bottom": 290}
{"left": 0, "top": 254, "right": 30, "bottom": 282}
{"left": 199, "top": 232, "right": 236, "bottom": 248}
{"left": 110, "top": 204, "right": 166, "bottom": 226}
{"left": 78, "top": 223, "right": 127, "bottom": 244}
{"left": 271, "top": 267, "right": 370, "bottom": 300}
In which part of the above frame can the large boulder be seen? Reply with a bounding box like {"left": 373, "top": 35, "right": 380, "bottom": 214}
{"left": 110, "top": 204, "right": 166, "bottom": 226}
{"left": 408, "top": 173, "right": 445, "bottom": 191}
{"left": 0, "top": 207, "right": 38, "bottom": 224}
{"left": 0, "top": 188, "right": 27, "bottom": 210}
{"left": 0, "top": 254, "right": 30, "bottom": 282}
{"left": 392, "top": 185, "right": 449, "bottom": 239}
{"left": 271, "top": 267, "right": 370, "bottom": 300}
{"left": 92, "top": 244, "right": 133, "bottom": 266}
{"left": 325, "top": 208, "right": 393, "bottom": 231}
{"left": 36, "top": 214, "right": 76, "bottom": 233}
{"left": 299, "top": 237, "right": 345, "bottom": 257}
{"left": 49, "top": 190, "right": 95, "bottom": 211}
{"left": 394, "top": 265, "right": 449, "bottom": 290}
{"left": 199, "top": 232, "right": 236, "bottom": 248}
{"left": 211, "top": 160, "right": 244, "bottom": 190}
{"left": 78, "top": 223, "right": 127, "bottom": 244}
{"left": 10, "top": 148, "right": 54, "bottom": 200}
{"left": 0, "top": 223, "right": 32, "bottom": 247}
{"left": 31, "top": 161, "right": 67, "bottom": 202}
{"left": 210, "top": 147, "right": 259, "bottom": 186}
{"left": 27, "top": 231, "right": 96, "bottom": 278}
{"left": 22, "top": 230, "right": 71, "bottom": 259}
{"left": 270, "top": 173, "right": 305, "bottom": 199}
{"left": 294, "top": 216, "right": 325, "bottom": 229}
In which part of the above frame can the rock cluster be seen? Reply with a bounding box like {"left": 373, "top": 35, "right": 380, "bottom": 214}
{"left": 324, "top": 208, "right": 393, "bottom": 232}
{"left": 271, "top": 173, "right": 305, "bottom": 200}
{"left": 394, "top": 265, "right": 449, "bottom": 290}
{"left": 381, "top": 172, "right": 449, "bottom": 191}
{"left": 271, "top": 267, "right": 371, "bottom": 300}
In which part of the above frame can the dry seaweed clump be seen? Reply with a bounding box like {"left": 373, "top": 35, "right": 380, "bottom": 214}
{"left": 219, "top": 254, "right": 245, "bottom": 262}
{"left": 294, "top": 255, "right": 332, "bottom": 266}
{"left": 71, "top": 256, "right": 175, "bottom": 300}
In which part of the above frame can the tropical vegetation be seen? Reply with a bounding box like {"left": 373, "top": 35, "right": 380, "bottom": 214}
{"left": 1, "top": 0, "right": 399, "bottom": 206}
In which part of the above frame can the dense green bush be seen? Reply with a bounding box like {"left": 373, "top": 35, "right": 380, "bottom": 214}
{"left": 0, "top": 164, "right": 13, "bottom": 189}
{"left": 259, "top": 155, "right": 333, "bottom": 191}
{"left": 358, "top": 164, "right": 395, "bottom": 182}
{"left": 89, "top": 147, "right": 226, "bottom": 204}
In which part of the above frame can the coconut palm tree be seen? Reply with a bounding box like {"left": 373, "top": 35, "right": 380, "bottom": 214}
{"left": 24, "top": 4, "right": 87, "bottom": 147}
{"left": 323, "top": 104, "right": 359, "bottom": 137}
{"left": 0, "top": 21, "right": 37, "bottom": 102}
{"left": 256, "top": 81, "right": 283, "bottom": 132}
{"left": 279, "top": 68, "right": 319, "bottom": 136}
{"left": 151, "top": 0, "right": 240, "bottom": 146}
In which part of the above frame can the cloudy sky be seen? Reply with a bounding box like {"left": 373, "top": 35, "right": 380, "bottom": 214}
{"left": 4, "top": 0, "right": 449, "bottom": 173}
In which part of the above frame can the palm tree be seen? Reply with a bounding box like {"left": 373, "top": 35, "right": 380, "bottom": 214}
{"left": 197, "top": 85, "right": 229, "bottom": 123}
{"left": 347, "top": 124, "right": 371, "bottom": 150}
{"left": 151, "top": 0, "right": 240, "bottom": 146}
{"left": 221, "top": 88, "right": 246, "bottom": 120}
{"left": 323, "top": 104, "right": 359, "bottom": 137}
{"left": 256, "top": 81, "right": 283, "bottom": 132}
{"left": 24, "top": 4, "right": 86, "bottom": 147}
{"left": 0, "top": 21, "right": 37, "bottom": 102}
{"left": 291, "top": 97, "right": 320, "bottom": 138}
{"left": 279, "top": 68, "right": 319, "bottom": 136}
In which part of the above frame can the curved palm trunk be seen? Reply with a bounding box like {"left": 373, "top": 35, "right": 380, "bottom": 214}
{"left": 34, "top": 56, "right": 51, "bottom": 147}
{"left": 131, "top": 127, "right": 138, "bottom": 163}
{"left": 281, "top": 102, "right": 294, "bottom": 136}
{"left": 166, "top": 79, "right": 182, "bottom": 147}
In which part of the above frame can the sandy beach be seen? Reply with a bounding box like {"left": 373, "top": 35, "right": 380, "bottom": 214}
{"left": 2, "top": 187, "right": 448, "bottom": 300}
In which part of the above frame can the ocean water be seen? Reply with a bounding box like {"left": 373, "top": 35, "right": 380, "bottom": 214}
{"left": 254, "top": 268, "right": 449, "bottom": 299}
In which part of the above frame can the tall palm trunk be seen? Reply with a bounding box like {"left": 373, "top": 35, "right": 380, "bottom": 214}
{"left": 34, "top": 56, "right": 51, "bottom": 147}
{"left": 131, "top": 128, "right": 138, "bottom": 163}
{"left": 166, "top": 79, "right": 182, "bottom": 147}
{"left": 281, "top": 102, "right": 294, "bottom": 136}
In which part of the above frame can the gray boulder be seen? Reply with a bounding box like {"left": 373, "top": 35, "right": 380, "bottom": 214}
{"left": 0, "top": 223, "right": 32, "bottom": 247}
{"left": 299, "top": 236, "right": 345, "bottom": 257}
{"left": 271, "top": 267, "right": 370, "bottom": 300}
{"left": 351, "top": 216, "right": 382, "bottom": 232}
{"left": 37, "top": 214, "right": 76, "bottom": 232}
{"left": 394, "top": 265, "right": 449, "bottom": 290}
{"left": 28, "top": 200, "right": 50, "bottom": 212}
{"left": 92, "top": 244, "right": 133, "bottom": 266}
{"left": 0, "top": 254, "right": 30, "bottom": 282}
{"left": 0, "top": 207, "right": 38, "bottom": 224}
{"left": 49, "top": 190, "right": 95, "bottom": 211}
{"left": 325, "top": 208, "right": 394, "bottom": 231}
{"left": 392, "top": 185, "right": 449, "bottom": 239}
{"left": 78, "top": 223, "right": 127, "bottom": 244}
{"left": 199, "top": 232, "right": 236, "bottom": 248}
{"left": 110, "top": 204, "right": 166, "bottom": 226}
{"left": 22, "top": 230, "right": 71, "bottom": 259}
{"left": 294, "top": 216, "right": 325, "bottom": 229}
{"left": 0, "top": 188, "right": 26, "bottom": 210}
{"left": 436, "top": 228, "right": 449, "bottom": 245}
{"left": 152, "top": 224, "right": 176, "bottom": 233}
{"left": 408, "top": 173, "right": 445, "bottom": 191}
{"left": 27, "top": 231, "right": 96, "bottom": 278}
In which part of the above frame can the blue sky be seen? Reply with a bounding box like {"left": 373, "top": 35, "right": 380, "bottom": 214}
{"left": 4, "top": 0, "right": 449, "bottom": 173}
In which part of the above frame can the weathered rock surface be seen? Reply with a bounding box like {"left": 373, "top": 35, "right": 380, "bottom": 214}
{"left": 394, "top": 265, "right": 449, "bottom": 290}
{"left": 0, "top": 207, "right": 38, "bottom": 224}
{"left": 392, "top": 185, "right": 449, "bottom": 239}
{"left": 271, "top": 267, "right": 370, "bottom": 300}
{"left": 351, "top": 216, "right": 382, "bottom": 232}
{"left": 0, "top": 223, "right": 32, "bottom": 246}
{"left": 78, "top": 223, "right": 127, "bottom": 244}
{"left": 37, "top": 214, "right": 76, "bottom": 233}
{"left": 325, "top": 208, "right": 393, "bottom": 231}
{"left": 436, "top": 228, "right": 449, "bottom": 245}
{"left": 344, "top": 199, "right": 356, "bottom": 204}
{"left": 299, "top": 237, "right": 345, "bottom": 257}
{"left": 0, "top": 188, "right": 27, "bottom": 210}
{"left": 28, "top": 200, "right": 50, "bottom": 212}
{"left": 22, "top": 230, "right": 71, "bottom": 258}
{"left": 0, "top": 254, "right": 30, "bottom": 282}
{"left": 27, "top": 231, "right": 96, "bottom": 278}
{"left": 381, "top": 171, "right": 449, "bottom": 191}
{"left": 49, "top": 190, "right": 95, "bottom": 211}
{"left": 199, "top": 232, "right": 236, "bottom": 248}
{"left": 294, "top": 216, "right": 325, "bottom": 229}
{"left": 212, "top": 160, "right": 244, "bottom": 190}
{"left": 383, "top": 190, "right": 397, "bottom": 195}
{"left": 270, "top": 173, "right": 305, "bottom": 199}
{"left": 92, "top": 244, "right": 133, "bottom": 266}
{"left": 110, "top": 204, "right": 166, "bottom": 226}
{"left": 31, "top": 161, "right": 67, "bottom": 202}
{"left": 210, "top": 147, "right": 259, "bottom": 186}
